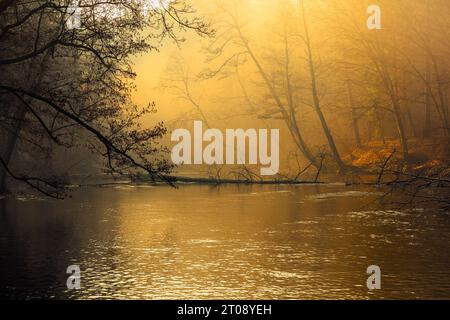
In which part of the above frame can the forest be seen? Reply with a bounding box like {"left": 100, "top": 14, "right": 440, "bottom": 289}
{"left": 3, "top": 0, "right": 450, "bottom": 302}
{"left": 0, "top": 0, "right": 449, "bottom": 209}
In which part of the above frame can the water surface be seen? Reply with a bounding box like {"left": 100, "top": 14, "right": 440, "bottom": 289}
{"left": 1, "top": 184, "right": 449, "bottom": 299}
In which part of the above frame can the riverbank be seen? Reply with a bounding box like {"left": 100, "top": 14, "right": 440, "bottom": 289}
{"left": 346, "top": 138, "right": 449, "bottom": 174}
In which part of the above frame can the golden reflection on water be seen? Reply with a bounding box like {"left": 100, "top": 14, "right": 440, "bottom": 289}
{"left": 1, "top": 184, "right": 450, "bottom": 299}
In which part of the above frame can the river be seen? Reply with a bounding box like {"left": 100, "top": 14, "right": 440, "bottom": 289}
{"left": 1, "top": 183, "right": 449, "bottom": 299}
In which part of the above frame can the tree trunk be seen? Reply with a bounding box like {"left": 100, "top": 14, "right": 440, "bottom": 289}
{"left": 299, "top": 1, "right": 346, "bottom": 172}
{"left": 347, "top": 80, "right": 362, "bottom": 147}
{"left": 391, "top": 95, "right": 409, "bottom": 160}
{"left": 240, "top": 31, "right": 318, "bottom": 167}
{"left": 426, "top": 51, "right": 450, "bottom": 141}
{"left": 281, "top": 22, "right": 318, "bottom": 167}
{"left": 423, "top": 0, "right": 432, "bottom": 138}
{"left": 423, "top": 60, "right": 432, "bottom": 138}
{"left": 374, "top": 102, "right": 386, "bottom": 144}
{"left": 0, "top": 53, "right": 50, "bottom": 193}
{"left": 406, "top": 106, "right": 418, "bottom": 138}
{"left": 373, "top": 63, "right": 409, "bottom": 159}
{"left": 229, "top": 10, "right": 319, "bottom": 167}
{"left": 444, "top": 87, "right": 450, "bottom": 141}
{"left": 0, "top": 104, "right": 27, "bottom": 193}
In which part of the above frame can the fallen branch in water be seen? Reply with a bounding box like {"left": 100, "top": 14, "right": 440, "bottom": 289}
{"left": 160, "top": 175, "right": 325, "bottom": 185}
{"left": 377, "top": 149, "right": 396, "bottom": 185}
{"left": 162, "top": 160, "right": 325, "bottom": 185}
{"left": 342, "top": 148, "right": 450, "bottom": 210}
